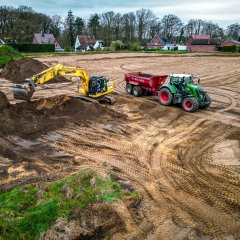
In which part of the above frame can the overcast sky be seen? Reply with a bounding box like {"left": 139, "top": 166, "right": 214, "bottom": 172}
{"left": 1, "top": 0, "right": 239, "bottom": 27}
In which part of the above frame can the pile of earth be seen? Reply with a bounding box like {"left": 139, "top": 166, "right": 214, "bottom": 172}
{"left": 0, "top": 91, "right": 10, "bottom": 110}
{"left": 0, "top": 58, "right": 68, "bottom": 84}
{"left": 42, "top": 197, "right": 148, "bottom": 240}
{"left": 0, "top": 93, "right": 124, "bottom": 139}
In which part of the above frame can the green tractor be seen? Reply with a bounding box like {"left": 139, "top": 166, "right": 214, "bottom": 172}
{"left": 158, "top": 74, "right": 211, "bottom": 112}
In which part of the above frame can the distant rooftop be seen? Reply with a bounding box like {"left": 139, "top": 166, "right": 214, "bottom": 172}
{"left": 224, "top": 40, "right": 240, "bottom": 44}
{"left": 34, "top": 33, "right": 56, "bottom": 44}
{"left": 191, "top": 35, "right": 210, "bottom": 39}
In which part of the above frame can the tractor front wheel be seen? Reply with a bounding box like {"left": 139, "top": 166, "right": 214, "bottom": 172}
{"left": 182, "top": 97, "right": 199, "bottom": 112}
{"left": 126, "top": 84, "right": 133, "bottom": 95}
{"left": 158, "top": 88, "right": 173, "bottom": 106}
{"left": 132, "top": 86, "right": 142, "bottom": 97}
{"left": 199, "top": 93, "right": 211, "bottom": 109}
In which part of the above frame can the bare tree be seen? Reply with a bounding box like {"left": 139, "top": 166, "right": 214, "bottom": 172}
{"left": 227, "top": 23, "right": 240, "bottom": 40}
{"left": 121, "top": 12, "right": 136, "bottom": 43}
{"left": 50, "top": 15, "right": 63, "bottom": 38}
{"left": 184, "top": 19, "right": 205, "bottom": 36}
{"left": 203, "top": 21, "right": 223, "bottom": 37}
{"left": 0, "top": 6, "right": 17, "bottom": 39}
{"left": 149, "top": 19, "right": 161, "bottom": 38}
{"left": 136, "top": 9, "right": 156, "bottom": 45}
{"left": 101, "top": 11, "right": 115, "bottom": 44}
{"left": 113, "top": 13, "right": 122, "bottom": 40}
{"left": 160, "top": 14, "right": 183, "bottom": 40}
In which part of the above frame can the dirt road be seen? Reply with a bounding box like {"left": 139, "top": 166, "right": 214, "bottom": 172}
{"left": 0, "top": 53, "right": 239, "bottom": 239}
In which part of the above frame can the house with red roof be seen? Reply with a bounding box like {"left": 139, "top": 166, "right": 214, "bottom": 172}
{"left": 74, "top": 35, "right": 104, "bottom": 52}
{"left": 33, "top": 33, "right": 62, "bottom": 51}
{"left": 222, "top": 40, "right": 240, "bottom": 47}
{"left": 147, "top": 34, "right": 171, "bottom": 50}
{"left": 187, "top": 34, "right": 221, "bottom": 52}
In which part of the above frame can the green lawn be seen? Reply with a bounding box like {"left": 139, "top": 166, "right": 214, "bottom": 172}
{"left": 0, "top": 170, "right": 138, "bottom": 240}
{"left": 0, "top": 45, "right": 24, "bottom": 66}
{"left": 144, "top": 50, "right": 189, "bottom": 54}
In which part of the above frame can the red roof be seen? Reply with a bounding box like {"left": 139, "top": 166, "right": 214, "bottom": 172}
{"left": 191, "top": 35, "right": 210, "bottom": 39}
{"left": 77, "top": 35, "right": 96, "bottom": 48}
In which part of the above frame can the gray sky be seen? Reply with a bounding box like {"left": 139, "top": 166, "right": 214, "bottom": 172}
{"left": 1, "top": 0, "right": 239, "bottom": 27}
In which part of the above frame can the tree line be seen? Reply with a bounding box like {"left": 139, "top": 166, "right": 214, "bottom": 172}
{"left": 0, "top": 5, "right": 240, "bottom": 50}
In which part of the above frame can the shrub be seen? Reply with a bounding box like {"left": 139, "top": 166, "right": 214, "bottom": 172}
{"left": 132, "top": 42, "right": 140, "bottom": 51}
{"left": 110, "top": 40, "right": 124, "bottom": 51}
{"left": 222, "top": 45, "right": 237, "bottom": 52}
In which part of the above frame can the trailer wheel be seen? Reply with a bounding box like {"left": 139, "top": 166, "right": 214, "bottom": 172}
{"left": 182, "top": 97, "right": 199, "bottom": 112}
{"left": 158, "top": 88, "right": 173, "bottom": 106}
{"left": 126, "top": 84, "right": 133, "bottom": 94}
{"left": 132, "top": 86, "right": 142, "bottom": 97}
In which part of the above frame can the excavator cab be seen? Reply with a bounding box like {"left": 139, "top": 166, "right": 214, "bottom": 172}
{"left": 89, "top": 75, "right": 108, "bottom": 95}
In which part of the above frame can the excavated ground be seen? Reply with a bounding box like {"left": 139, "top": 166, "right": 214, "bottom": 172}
{"left": 0, "top": 53, "right": 240, "bottom": 239}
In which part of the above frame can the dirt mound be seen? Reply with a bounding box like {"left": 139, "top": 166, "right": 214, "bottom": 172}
{"left": 42, "top": 197, "right": 146, "bottom": 240}
{"left": 0, "top": 91, "right": 10, "bottom": 110}
{"left": 0, "top": 58, "right": 68, "bottom": 84}
{"left": 0, "top": 95, "right": 123, "bottom": 139}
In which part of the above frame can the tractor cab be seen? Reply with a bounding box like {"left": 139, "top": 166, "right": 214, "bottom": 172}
{"left": 170, "top": 74, "right": 193, "bottom": 85}
{"left": 89, "top": 75, "right": 109, "bottom": 95}
{"left": 169, "top": 74, "right": 193, "bottom": 93}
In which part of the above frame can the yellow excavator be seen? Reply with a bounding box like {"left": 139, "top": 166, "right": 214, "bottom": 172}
{"left": 12, "top": 64, "right": 115, "bottom": 104}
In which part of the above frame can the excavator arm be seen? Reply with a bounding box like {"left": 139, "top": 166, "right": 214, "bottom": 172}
{"left": 13, "top": 64, "right": 91, "bottom": 101}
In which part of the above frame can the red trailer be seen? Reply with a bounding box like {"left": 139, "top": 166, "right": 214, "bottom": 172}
{"left": 124, "top": 72, "right": 168, "bottom": 96}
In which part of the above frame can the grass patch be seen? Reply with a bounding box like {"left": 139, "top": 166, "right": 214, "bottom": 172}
{"left": 0, "top": 45, "right": 24, "bottom": 66}
{"left": 144, "top": 49, "right": 189, "bottom": 54}
{"left": 0, "top": 170, "right": 138, "bottom": 240}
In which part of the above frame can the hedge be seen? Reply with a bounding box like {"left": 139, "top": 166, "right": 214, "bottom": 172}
{"left": 7, "top": 43, "right": 55, "bottom": 53}
{"left": 222, "top": 45, "right": 237, "bottom": 52}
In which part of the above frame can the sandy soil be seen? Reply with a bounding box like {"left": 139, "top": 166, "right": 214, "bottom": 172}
{"left": 0, "top": 53, "right": 240, "bottom": 239}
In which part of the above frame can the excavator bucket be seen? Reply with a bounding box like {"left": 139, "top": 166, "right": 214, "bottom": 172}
{"left": 12, "top": 82, "right": 35, "bottom": 101}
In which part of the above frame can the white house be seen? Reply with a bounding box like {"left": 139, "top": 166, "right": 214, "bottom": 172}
{"left": 75, "top": 35, "right": 104, "bottom": 52}
{"left": 93, "top": 40, "right": 104, "bottom": 49}
{"left": 161, "top": 44, "right": 187, "bottom": 51}
{"left": 177, "top": 45, "right": 187, "bottom": 51}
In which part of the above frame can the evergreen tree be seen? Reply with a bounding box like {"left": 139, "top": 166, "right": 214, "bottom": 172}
{"left": 88, "top": 14, "right": 100, "bottom": 38}
{"left": 65, "top": 10, "right": 75, "bottom": 50}
{"left": 75, "top": 17, "right": 84, "bottom": 35}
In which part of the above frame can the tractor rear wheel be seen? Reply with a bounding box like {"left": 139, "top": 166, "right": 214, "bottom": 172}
{"left": 126, "top": 84, "right": 133, "bottom": 94}
{"left": 199, "top": 93, "right": 211, "bottom": 109}
{"left": 132, "top": 86, "right": 142, "bottom": 97}
{"left": 158, "top": 88, "right": 173, "bottom": 106}
{"left": 182, "top": 97, "right": 199, "bottom": 112}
